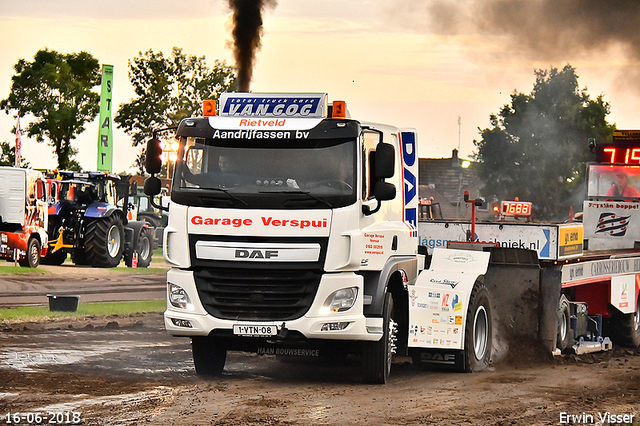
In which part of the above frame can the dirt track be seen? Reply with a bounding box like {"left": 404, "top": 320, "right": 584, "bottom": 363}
{"left": 1, "top": 312, "right": 640, "bottom": 426}
{"left": 0, "top": 263, "right": 166, "bottom": 308}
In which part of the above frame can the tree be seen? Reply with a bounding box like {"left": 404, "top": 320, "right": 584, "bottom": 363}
{"left": 0, "top": 49, "right": 101, "bottom": 170}
{"left": 115, "top": 47, "right": 237, "bottom": 160}
{"left": 473, "top": 65, "right": 613, "bottom": 220}
{"left": 0, "top": 141, "right": 29, "bottom": 167}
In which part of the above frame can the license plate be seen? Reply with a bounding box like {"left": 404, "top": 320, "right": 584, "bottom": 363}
{"left": 233, "top": 324, "right": 277, "bottom": 337}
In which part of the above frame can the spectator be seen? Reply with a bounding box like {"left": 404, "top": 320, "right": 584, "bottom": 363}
{"left": 607, "top": 171, "right": 640, "bottom": 198}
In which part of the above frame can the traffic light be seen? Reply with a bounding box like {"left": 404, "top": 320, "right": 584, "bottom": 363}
{"left": 145, "top": 138, "right": 163, "bottom": 175}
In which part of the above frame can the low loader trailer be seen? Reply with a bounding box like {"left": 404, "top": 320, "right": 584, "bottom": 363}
{"left": 418, "top": 132, "right": 640, "bottom": 366}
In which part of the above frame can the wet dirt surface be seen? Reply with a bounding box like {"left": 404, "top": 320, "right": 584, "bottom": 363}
{"left": 1, "top": 313, "right": 640, "bottom": 425}
{"left": 0, "top": 263, "right": 166, "bottom": 308}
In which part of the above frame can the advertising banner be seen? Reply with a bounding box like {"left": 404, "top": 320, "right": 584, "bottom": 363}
{"left": 97, "top": 64, "right": 114, "bottom": 172}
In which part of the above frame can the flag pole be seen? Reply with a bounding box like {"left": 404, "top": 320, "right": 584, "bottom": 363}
{"left": 14, "top": 116, "right": 21, "bottom": 168}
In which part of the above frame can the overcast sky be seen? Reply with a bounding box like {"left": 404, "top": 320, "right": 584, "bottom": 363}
{"left": 1, "top": 0, "right": 639, "bottom": 172}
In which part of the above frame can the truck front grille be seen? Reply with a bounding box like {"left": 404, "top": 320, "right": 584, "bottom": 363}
{"left": 194, "top": 268, "right": 322, "bottom": 321}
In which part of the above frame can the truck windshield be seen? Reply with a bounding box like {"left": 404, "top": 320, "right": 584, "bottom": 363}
{"left": 587, "top": 164, "right": 640, "bottom": 200}
{"left": 171, "top": 136, "right": 356, "bottom": 209}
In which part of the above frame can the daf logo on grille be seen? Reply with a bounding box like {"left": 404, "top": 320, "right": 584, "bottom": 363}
{"left": 235, "top": 249, "right": 279, "bottom": 259}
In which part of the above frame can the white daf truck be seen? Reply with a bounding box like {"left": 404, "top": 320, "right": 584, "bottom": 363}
{"left": 145, "top": 93, "right": 422, "bottom": 383}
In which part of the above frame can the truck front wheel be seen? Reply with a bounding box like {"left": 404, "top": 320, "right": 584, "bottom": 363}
{"left": 464, "top": 282, "right": 492, "bottom": 372}
{"left": 192, "top": 336, "right": 227, "bottom": 376}
{"left": 362, "top": 292, "right": 397, "bottom": 384}
{"left": 19, "top": 238, "right": 40, "bottom": 268}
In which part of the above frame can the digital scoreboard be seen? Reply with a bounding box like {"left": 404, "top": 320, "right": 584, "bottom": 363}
{"left": 500, "top": 200, "right": 532, "bottom": 217}
{"left": 595, "top": 130, "right": 640, "bottom": 164}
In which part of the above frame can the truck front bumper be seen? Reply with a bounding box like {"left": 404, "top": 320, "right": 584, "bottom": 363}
{"left": 163, "top": 268, "right": 383, "bottom": 342}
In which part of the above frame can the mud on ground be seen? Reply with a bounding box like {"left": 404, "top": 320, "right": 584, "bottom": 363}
{"left": 0, "top": 313, "right": 639, "bottom": 426}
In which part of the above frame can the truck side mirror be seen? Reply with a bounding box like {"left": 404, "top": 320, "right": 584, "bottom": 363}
{"left": 363, "top": 182, "right": 397, "bottom": 215}
{"left": 375, "top": 142, "right": 395, "bottom": 179}
{"left": 144, "top": 176, "right": 161, "bottom": 196}
{"left": 145, "top": 138, "right": 163, "bottom": 175}
{"left": 144, "top": 176, "right": 169, "bottom": 212}
{"left": 374, "top": 181, "right": 396, "bottom": 201}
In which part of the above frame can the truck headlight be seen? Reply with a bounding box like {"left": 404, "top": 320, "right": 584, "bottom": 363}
{"left": 168, "top": 283, "right": 194, "bottom": 311}
{"left": 320, "top": 287, "right": 358, "bottom": 314}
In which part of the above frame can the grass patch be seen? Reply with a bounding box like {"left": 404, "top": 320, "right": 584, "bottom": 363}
{"left": 0, "top": 300, "right": 166, "bottom": 323}
{"left": 0, "top": 265, "right": 47, "bottom": 274}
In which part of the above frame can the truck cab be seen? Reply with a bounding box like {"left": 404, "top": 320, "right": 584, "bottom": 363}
{"left": 146, "top": 93, "right": 420, "bottom": 383}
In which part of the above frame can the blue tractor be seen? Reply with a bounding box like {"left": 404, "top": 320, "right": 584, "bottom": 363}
{"left": 43, "top": 171, "right": 154, "bottom": 268}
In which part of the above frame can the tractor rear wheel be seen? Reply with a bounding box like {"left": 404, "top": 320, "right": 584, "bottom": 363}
{"left": 84, "top": 215, "right": 125, "bottom": 268}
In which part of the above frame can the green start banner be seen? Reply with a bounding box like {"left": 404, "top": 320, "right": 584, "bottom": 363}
{"left": 97, "top": 64, "right": 114, "bottom": 172}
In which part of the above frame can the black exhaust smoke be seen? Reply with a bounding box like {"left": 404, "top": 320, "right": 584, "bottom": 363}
{"left": 228, "top": 0, "right": 277, "bottom": 92}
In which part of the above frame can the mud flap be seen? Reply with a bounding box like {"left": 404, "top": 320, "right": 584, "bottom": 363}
{"left": 410, "top": 348, "right": 465, "bottom": 371}
{"left": 539, "top": 269, "right": 562, "bottom": 353}
{"left": 484, "top": 248, "right": 553, "bottom": 363}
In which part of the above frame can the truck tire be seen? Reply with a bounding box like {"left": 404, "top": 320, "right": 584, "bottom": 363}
{"left": 192, "top": 336, "right": 227, "bottom": 376}
{"left": 607, "top": 296, "right": 640, "bottom": 348}
{"left": 464, "top": 282, "right": 492, "bottom": 372}
{"left": 557, "top": 296, "right": 571, "bottom": 352}
{"left": 84, "top": 215, "right": 125, "bottom": 268}
{"left": 362, "top": 292, "right": 397, "bottom": 384}
{"left": 124, "top": 226, "right": 153, "bottom": 268}
{"left": 19, "top": 238, "right": 40, "bottom": 268}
